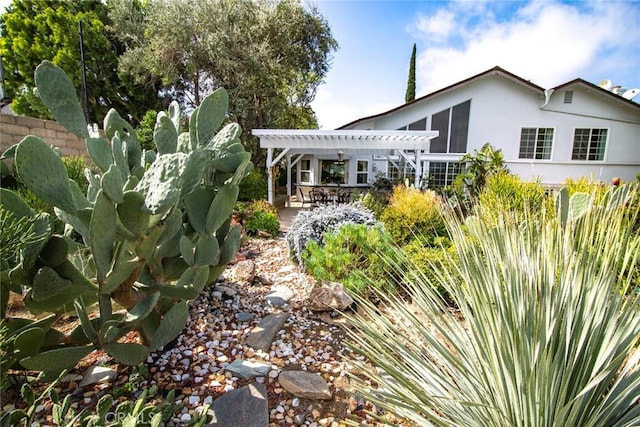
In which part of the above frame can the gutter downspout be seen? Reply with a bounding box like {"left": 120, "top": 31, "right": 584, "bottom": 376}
{"left": 541, "top": 88, "right": 554, "bottom": 108}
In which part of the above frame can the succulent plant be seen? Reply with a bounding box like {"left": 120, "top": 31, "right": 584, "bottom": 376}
{"left": 0, "top": 61, "right": 252, "bottom": 373}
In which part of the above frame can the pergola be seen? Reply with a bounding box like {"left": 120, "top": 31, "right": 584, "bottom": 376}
{"left": 252, "top": 129, "right": 439, "bottom": 205}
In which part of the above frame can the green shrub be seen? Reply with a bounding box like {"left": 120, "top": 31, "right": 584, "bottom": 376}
{"left": 564, "top": 176, "right": 608, "bottom": 201}
{"left": 403, "top": 237, "right": 459, "bottom": 299}
{"left": 238, "top": 168, "right": 268, "bottom": 201}
{"left": 135, "top": 110, "right": 158, "bottom": 152}
{"left": 361, "top": 189, "right": 391, "bottom": 219}
{"left": 245, "top": 210, "right": 280, "bottom": 237}
{"left": 304, "top": 224, "right": 396, "bottom": 297}
{"left": 235, "top": 199, "right": 280, "bottom": 237}
{"left": 345, "top": 184, "right": 640, "bottom": 426}
{"left": 477, "top": 172, "right": 552, "bottom": 222}
{"left": 379, "top": 185, "right": 446, "bottom": 244}
{"left": 286, "top": 202, "right": 378, "bottom": 266}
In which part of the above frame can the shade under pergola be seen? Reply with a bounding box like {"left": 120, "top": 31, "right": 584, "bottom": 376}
{"left": 252, "top": 129, "right": 439, "bottom": 205}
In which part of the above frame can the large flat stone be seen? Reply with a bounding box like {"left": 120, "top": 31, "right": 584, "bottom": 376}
{"left": 79, "top": 366, "right": 117, "bottom": 387}
{"left": 265, "top": 285, "right": 294, "bottom": 306}
{"left": 206, "top": 383, "right": 268, "bottom": 427}
{"left": 245, "top": 313, "right": 288, "bottom": 352}
{"left": 225, "top": 359, "right": 271, "bottom": 379}
{"left": 278, "top": 370, "right": 332, "bottom": 400}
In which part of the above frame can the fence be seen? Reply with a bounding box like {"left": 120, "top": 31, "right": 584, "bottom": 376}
{"left": 0, "top": 113, "right": 89, "bottom": 160}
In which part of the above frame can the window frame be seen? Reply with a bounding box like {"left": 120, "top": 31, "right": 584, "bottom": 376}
{"left": 518, "top": 127, "right": 554, "bottom": 160}
{"left": 428, "top": 161, "right": 463, "bottom": 188}
{"left": 299, "top": 158, "right": 312, "bottom": 184}
{"left": 319, "top": 159, "right": 348, "bottom": 185}
{"left": 356, "top": 159, "right": 369, "bottom": 185}
{"left": 571, "top": 128, "right": 608, "bottom": 161}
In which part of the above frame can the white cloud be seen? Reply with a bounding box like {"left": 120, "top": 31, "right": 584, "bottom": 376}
{"left": 414, "top": 1, "right": 639, "bottom": 96}
{"left": 414, "top": 9, "right": 456, "bottom": 42}
{"left": 311, "top": 87, "right": 362, "bottom": 129}
{"left": 311, "top": 86, "right": 397, "bottom": 129}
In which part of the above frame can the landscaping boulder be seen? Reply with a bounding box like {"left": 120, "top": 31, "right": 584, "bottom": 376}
{"left": 306, "top": 281, "right": 353, "bottom": 312}
{"left": 234, "top": 260, "right": 256, "bottom": 282}
{"left": 278, "top": 371, "right": 332, "bottom": 400}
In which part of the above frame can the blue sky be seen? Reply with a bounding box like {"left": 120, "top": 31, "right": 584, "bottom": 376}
{"left": 1, "top": 0, "right": 638, "bottom": 129}
{"left": 310, "top": 0, "right": 640, "bottom": 129}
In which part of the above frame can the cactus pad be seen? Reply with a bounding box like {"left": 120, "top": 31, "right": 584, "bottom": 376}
{"left": 15, "top": 136, "right": 78, "bottom": 212}
{"left": 34, "top": 61, "right": 89, "bottom": 139}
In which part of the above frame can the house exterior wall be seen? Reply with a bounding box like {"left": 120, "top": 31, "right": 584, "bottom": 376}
{"left": 343, "top": 74, "right": 640, "bottom": 186}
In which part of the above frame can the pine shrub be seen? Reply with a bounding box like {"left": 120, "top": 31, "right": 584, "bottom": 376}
{"left": 286, "top": 202, "right": 378, "bottom": 266}
{"left": 304, "top": 224, "right": 397, "bottom": 296}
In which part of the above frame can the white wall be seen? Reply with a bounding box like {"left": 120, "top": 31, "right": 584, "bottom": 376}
{"left": 346, "top": 73, "right": 640, "bottom": 185}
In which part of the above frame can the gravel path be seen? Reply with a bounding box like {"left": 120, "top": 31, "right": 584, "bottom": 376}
{"left": 150, "top": 236, "right": 356, "bottom": 425}
{"left": 4, "top": 236, "right": 369, "bottom": 426}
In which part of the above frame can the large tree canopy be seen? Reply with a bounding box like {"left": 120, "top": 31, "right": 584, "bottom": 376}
{"left": 111, "top": 0, "right": 338, "bottom": 160}
{"left": 0, "top": 0, "right": 166, "bottom": 124}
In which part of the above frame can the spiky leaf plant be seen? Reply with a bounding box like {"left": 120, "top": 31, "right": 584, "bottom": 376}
{"left": 0, "top": 61, "right": 251, "bottom": 372}
{"left": 345, "top": 184, "right": 640, "bottom": 426}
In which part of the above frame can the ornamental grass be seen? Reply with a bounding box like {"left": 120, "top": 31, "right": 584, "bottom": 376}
{"left": 345, "top": 184, "right": 640, "bottom": 426}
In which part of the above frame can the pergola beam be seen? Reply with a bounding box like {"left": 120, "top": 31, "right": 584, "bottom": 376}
{"left": 253, "top": 129, "right": 438, "bottom": 205}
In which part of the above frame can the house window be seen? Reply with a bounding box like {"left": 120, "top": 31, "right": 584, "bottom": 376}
{"left": 564, "top": 90, "right": 574, "bottom": 104}
{"left": 397, "top": 117, "right": 427, "bottom": 131}
{"left": 572, "top": 128, "right": 607, "bottom": 161}
{"left": 387, "top": 161, "right": 414, "bottom": 182}
{"left": 319, "top": 160, "right": 348, "bottom": 184}
{"left": 518, "top": 128, "right": 553, "bottom": 160}
{"left": 430, "top": 100, "right": 471, "bottom": 154}
{"left": 408, "top": 118, "right": 426, "bottom": 130}
{"left": 356, "top": 160, "right": 369, "bottom": 184}
{"left": 300, "top": 159, "right": 311, "bottom": 183}
{"left": 428, "top": 161, "right": 463, "bottom": 188}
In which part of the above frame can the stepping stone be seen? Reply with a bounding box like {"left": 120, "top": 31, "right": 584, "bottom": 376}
{"left": 225, "top": 359, "right": 271, "bottom": 379}
{"left": 278, "top": 371, "right": 332, "bottom": 400}
{"left": 246, "top": 313, "right": 289, "bottom": 352}
{"left": 207, "top": 383, "right": 268, "bottom": 427}
{"left": 265, "top": 285, "right": 294, "bottom": 306}
{"left": 235, "top": 312, "right": 254, "bottom": 322}
{"left": 79, "top": 366, "right": 117, "bottom": 387}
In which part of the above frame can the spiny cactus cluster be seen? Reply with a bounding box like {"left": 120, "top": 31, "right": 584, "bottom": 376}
{"left": 0, "top": 61, "right": 252, "bottom": 373}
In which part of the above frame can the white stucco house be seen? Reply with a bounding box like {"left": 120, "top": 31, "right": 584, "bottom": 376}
{"left": 253, "top": 66, "right": 640, "bottom": 206}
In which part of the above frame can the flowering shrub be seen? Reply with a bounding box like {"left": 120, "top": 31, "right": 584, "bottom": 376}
{"left": 286, "top": 202, "right": 378, "bottom": 266}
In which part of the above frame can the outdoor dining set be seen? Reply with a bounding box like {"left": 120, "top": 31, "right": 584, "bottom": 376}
{"left": 297, "top": 185, "right": 354, "bottom": 207}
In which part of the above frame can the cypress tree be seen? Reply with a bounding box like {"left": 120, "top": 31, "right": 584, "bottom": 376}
{"left": 405, "top": 43, "right": 417, "bottom": 103}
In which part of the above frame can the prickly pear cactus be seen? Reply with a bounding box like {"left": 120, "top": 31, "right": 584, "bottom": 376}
{"left": 0, "top": 61, "right": 252, "bottom": 373}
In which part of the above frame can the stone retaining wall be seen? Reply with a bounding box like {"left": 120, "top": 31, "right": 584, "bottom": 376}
{"left": 0, "top": 113, "right": 89, "bottom": 160}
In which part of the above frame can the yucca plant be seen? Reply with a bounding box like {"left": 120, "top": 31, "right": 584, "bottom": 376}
{"left": 344, "top": 184, "right": 640, "bottom": 426}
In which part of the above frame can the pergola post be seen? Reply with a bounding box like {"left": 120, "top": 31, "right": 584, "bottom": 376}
{"left": 414, "top": 148, "right": 422, "bottom": 188}
{"left": 266, "top": 147, "right": 274, "bottom": 205}
{"left": 286, "top": 153, "right": 292, "bottom": 207}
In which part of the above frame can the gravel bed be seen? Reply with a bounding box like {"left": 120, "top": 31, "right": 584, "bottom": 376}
{"left": 3, "top": 237, "right": 378, "bottom": 426}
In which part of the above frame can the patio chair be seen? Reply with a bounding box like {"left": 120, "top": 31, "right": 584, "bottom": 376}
{"left": 297, "top": 185, "right": 313, "bottom": 208}
{"left": 336, "top": 189, "right": 351, "bottom": 204}
{"left": 309, "top": 188, "right": 328, "bottom": 207}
